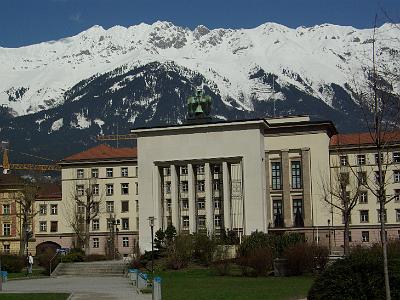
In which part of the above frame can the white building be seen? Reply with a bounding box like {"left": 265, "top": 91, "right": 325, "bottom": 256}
{"left": 132, "top": 116, "right": 338, "bottom": 251}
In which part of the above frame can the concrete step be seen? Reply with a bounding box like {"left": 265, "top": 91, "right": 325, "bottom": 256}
{"left": 52, "top": 261, "right": 127, "bottom": 277}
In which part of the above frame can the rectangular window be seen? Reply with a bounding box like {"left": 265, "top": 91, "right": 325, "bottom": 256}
{"left": 136, "top": 217, "right": 139, "bottom": 230}
{"left": 291, "top": 161, "right": 302, "bottom": 189}
{"left": 3, "top": 224, "right": 11, "bottom": 236}
{"left": 106, "top": 201, "right": 114, "bottom": 213}
{"left": 39, "top": 204, "right": 47, "bottom": 215}
{"left": 164, "top": 167, "right": 171, "bottom": 176}
{"left": 135, "top": 182, "right": 138, "bottom": 195}
{"left": 360, "top": 210, "right": 369, "bottom": 223}
{"left": 134, "top": 166, "right": 138, "bottom": 177}
{"left": 3, "top": 244, "right": 10, "bottom": 253}
{"left": 213, "top": 165, "right": 221, "bottom": 174}
{"left": 135, "top": 200, "right": 139, "bottom": 213}
{"left": 198, "top": 216, "right": 206, "bottom": 228}
{"left": 93, "top": 238, "right": 99, "bottom": 248}
{"left": 273, "top": 200, "right": 283, "bottom": 227}
{"left": 393, "top": 152, "right": 400, "bottom": 163}
{"left": 340, "top": 173, "right": 349, "bottom": 186}
{"left": 214, "top": 215, "right": 221, "bottom": 227}
{"left": 182, "top": 216, "right": 189, "bottom": 228}
{"left": 77, "top": 169, "right": 84, "bottom": 179}
{"left": 181, "top": 166, "right": 188, "bottom": 175}
{"left": 181, "top": 181, "right": 188, "bottom": 192}
{"left": 92, "top": 184, "right": 99, "bottom": 196}
{"left": 165, "top": 182, "right": 171, "bottom": 194}
{"left": 359, "top": 191, "right": 368, "bottom": 204}
{"left": 271, "top": 162, "right": 282, "bottom": 190}
{"left": 106, "top": 219, "right": 113, "bottom": 230}
{"left": 50, "top": 221, "right": 58, "bottom": 232}
{"left": 396, "top": 209, "right": 400, "bottom": 222}
{"left": 91, "top": 168, "right": 99, "bottom": 178}
{"left": 106, "top": 168, "right": 113, "bottom": 178}
{"left": 197, "top": 165, "right": 205, "bottom": 175}
{"left": 121, "top": 201, "right": 129, "bottom": 213}
{"left": 182, "top": 199, "right": 189, "bottom": 210}
{"left": 50, "top": 204, "right": 58, "bottom": 215}
{"left": 358, "top": 172, "right": 367, "bottom": 185}
{"left": 122, "top": 237, "right": 129, "bottom": 247}
{"left": 76, "top": 185, "right": 84, "bottom": 196}
{"left": 394, "top": 170, "right": 400, "bottom": 183}
{"left": 357, "top": 154, "right": 366, "bottom": 165}
{"left": 121, "top": 167, "right": 128, "bottom": 177}
{"left": 342, "top": 212, "right": 352, "bottom": 224}
{"left": 166, "top": 199, "right": 171, "bottom": 211}
{"left": 197, "top": 199, "right": 205, "bottom": 210}
{"left": 39, "top": 221, "right": 47, "bottom": 232}
{"left": 375, "top": 171, "right": 386, "bottom": 184}
{"left": 375, "top": 153, "right": 384, "bottom": 164}
{"left": 377, "top": 209, "right": 387, "bottom": 223}
{"left": 121, "top": 218, "right": 129, "bottom": 230}
{"left": 92, "top": 219, "right": 100, "bottom": 231}
{"left": 213, "top": 180, "right": 220, "bottom": 191}
{"left": 106, "top": 184, "right": 114, "bottom": 196}
{"left": 214, "top": 200, "right": 220, "bottom": 209}
{"left": 395, "top": 189, "right": 400, "bottom": 202}
{"left": 92, "top": 202, "right": 99, "bottom": 214}
{"left": 121, "top": 183, "right": 129, "bottom": 195}
{"left": 362, "top": 231, "right": 369, "bottom": 242}
{"left": 3, "top": 204, "right": 10, "bottom": 215}
{"left": 293, "top": 199, "right": 304, "bottom": 227}
{"left": 197, "top": 180, "right": 205, "bottom": 192}
{"left": 340, "top": 155, "right": 348, "bottom": 166}
{"left": 77, "top": 205, "right": 85, "bottom": 214}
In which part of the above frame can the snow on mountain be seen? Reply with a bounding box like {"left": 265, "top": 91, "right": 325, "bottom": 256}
{"left": 1, "top": 21, "right": 398, "bottom": 116}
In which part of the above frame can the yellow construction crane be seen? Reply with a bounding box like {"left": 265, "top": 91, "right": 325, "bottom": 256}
{"left": 1, "top": 148, "right": 60, "bottom": 174}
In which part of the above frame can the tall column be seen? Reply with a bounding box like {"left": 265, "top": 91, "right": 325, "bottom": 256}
{"left": 282, "top": 150, "right": 291, "bottom": 226}
{"left": 205, "top": 163, "right": 214, "bottom": 234}
{"left": 265, "top": 152, "right": 271, "bottom": 229}
{"left": 301, "top": 148, "right": 312, "bottom": 226}
{"left": 153, "top": 165, "right": 163, "bottom": 229}
{"left": 170, "top": 165, "right": 180, "bottom": 232}
{"left": 188, "top": 163, "right": 197, "bottom": 233}
{"left": 222, "top": 161, "right": 231, "bottom": 230}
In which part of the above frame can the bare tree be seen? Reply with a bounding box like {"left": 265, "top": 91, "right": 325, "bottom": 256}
{"left": 64, "top": 178, "right": 103, "bottom": 255}
{"left": 15, "top": 184, "right": 39, "bottom": 256}
{"left": 352, "top": 17, "right": 400, "bottom": 300}
{"left": 321, "top": 160, "right": 361, "bottom": 256}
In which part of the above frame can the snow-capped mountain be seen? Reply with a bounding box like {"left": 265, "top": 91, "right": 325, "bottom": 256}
{"left": 1, "top": 21, "right": 398, "bottom": 116}
{"left": 0, "top": 21, "right": 399, "bottom": 161}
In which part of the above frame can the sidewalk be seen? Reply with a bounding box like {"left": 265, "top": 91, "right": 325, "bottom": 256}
{"left": 3, "top": 276, "right": 151, "bottom": 300}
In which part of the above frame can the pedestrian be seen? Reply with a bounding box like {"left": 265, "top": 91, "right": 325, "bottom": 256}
{"left": 27, "top": 253, "right": 33, "bottom": 276}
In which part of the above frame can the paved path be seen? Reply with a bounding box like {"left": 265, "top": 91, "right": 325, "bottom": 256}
{"left": 3, "top": 276, "right": 151, "bottom": 300}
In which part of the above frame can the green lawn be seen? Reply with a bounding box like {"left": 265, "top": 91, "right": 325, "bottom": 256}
{"left": 157, "top": 268, "right": 314, "bottom": 300}
{"left": 0, "top": 293, "right": 69, "bottom": 300}
{"left": 8, "top": 269, "right": 47, "bottom": 279}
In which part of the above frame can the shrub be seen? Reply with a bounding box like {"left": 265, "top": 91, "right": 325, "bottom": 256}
{"left": 61, "top": 251, "right": 85, "bottom": 263}
{"left": 193, "top": 234, "right": 217, "bottom": 266}
{"left": 1, "top": 255, "right": 25, "bottom": 273}
{"left": 166, "top": 235, "right": 193, "bottom": 270}
{"left": 246, "top": 248, "right": 274, "bottom": 276}
{"left": 212, "top": 246, "right": 232, "bottom": 276}
{"left": 37, "top": 248, "right": 59, "bottom": 275}
{"left": 308, "top": 247, "right": 400, "bottom": 299}
{"left": 283, "top": 243, "right": 313, "bottom": 275}
{"left": 85, "top": 254, "right": 107, "bottom": 262}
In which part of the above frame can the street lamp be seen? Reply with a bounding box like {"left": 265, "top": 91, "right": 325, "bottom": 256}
{"left": 148, "top": 217, "right": 155, "bottom": 276}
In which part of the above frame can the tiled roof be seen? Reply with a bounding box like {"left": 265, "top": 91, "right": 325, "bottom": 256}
{"left": 37, "top": 183, "right": 61, "bottom": 200}
{"left": 61, "top": 144, "right": 137, "bottom": 162}
{"left": 330, "top": 131, "right": 400, "bottom": 146}
{"left": 0, "top": 174, "right": 25, "bottom": 186}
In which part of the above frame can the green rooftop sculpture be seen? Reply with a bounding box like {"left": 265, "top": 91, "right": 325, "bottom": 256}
{"left": 187, "top": 88, "right": 212, "bottom": 122}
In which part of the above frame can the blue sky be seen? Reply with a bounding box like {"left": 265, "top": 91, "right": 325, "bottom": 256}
{"left": 1, "top": 0, "right": 399, "bottom": 47}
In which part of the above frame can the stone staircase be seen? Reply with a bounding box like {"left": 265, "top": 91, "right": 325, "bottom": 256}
{"left": 52, "top": 260, "right": 127, "bottom": 277}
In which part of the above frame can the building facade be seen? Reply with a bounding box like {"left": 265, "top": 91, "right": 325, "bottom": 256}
{"left": 133, "top": 116, "right": 338, "bottom": 251}
{"left": 329, "top": 132, "right": 400, "bottom": 246}
{"left": 0, "top": 174, "right": 35, "bottom": 255}
{"left": 57, "top": 144, "right": 139, "bottom": 256}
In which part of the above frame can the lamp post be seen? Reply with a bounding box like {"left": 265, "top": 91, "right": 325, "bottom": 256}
{"left": 327, "top": 219, "right": 331, "bottom": 254}
{"left": 148, "top": 217, "right": 155, "bottom": 275}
